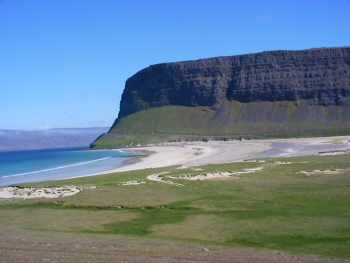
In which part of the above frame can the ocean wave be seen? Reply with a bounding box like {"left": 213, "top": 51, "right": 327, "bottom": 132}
{"left": 4, "top": 157, "right": 112, "bottom": 178}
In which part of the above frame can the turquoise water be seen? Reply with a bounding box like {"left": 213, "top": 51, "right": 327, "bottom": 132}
{"left": 0, "top": 147, "right": 141, "bottom": 186}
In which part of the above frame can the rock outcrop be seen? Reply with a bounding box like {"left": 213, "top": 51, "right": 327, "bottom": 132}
{"left": 117, "top": 46, "right": 350, "bottom": 123}
{"left": 91, "top": 47, "right": 350, "bottom": 149}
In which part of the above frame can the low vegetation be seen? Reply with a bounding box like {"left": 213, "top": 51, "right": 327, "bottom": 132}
{"left": 0, "top": 154, "right": 349, "bottom": 260}
{"left": 91, "top": 102, "right": 350, "bottom": 149}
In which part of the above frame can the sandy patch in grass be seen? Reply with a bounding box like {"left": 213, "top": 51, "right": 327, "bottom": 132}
{"left": 176, "top": 167, "right": 264, "bottom": 181}
{"left": 181, "top": 172, "right": 234, "bottom": 181}
{"left": 245, "top": 159, "right": 294, "bottom": 164}
{"left": 146, "top": 172, "right": 169, "bottom": 182}
{"left": 0, "top": 186, "right": 96, "bottom": 199}
{"left": 120, "top": 181, "right": 146, "bottom": 186}
{"left": 147, "top": 172, "right": 184, "bottom": 186}
{"left": 299, "top": 169, "right": 344, "bottom": 176}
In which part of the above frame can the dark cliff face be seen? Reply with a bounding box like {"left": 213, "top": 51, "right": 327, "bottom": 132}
{"left": 117, "top": 47, "right": 350, "bottom": 122}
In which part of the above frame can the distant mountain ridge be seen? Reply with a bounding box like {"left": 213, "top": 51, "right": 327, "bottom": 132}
{"left": 91, "top": 47, "right": 350, "bottom": 149}
{"left": 0, "top": 127, "right": 108, "bottom": 151}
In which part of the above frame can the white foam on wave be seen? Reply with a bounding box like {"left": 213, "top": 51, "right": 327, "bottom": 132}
{"left": 4, "top": 157, "right": 112, "bottom": 178}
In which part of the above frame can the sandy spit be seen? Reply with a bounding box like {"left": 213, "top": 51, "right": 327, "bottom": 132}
{"left": 70, "top": 136, "right": 350, "bottom": 178}
{"left": 77, "top": 140, "right": 272, "bottom": 177}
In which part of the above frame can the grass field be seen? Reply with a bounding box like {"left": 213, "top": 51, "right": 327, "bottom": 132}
{"left": 91, "top": 102, "right": 350, "bottom": 149}
{"left": 0, "top": 153, "right": 349, "bottom": 260}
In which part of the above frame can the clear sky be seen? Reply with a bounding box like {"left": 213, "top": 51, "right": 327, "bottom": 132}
{"left": 1, "top": 0, "right": 350, "bottom": 130}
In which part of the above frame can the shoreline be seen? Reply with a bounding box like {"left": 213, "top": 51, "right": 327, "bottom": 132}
{"left": 74, "top": 135, "right": 350, "bottom": 179}
{"left": 70, "top": 143, "right": 216, "bottom": 178}
{"left": 1, "top": 136, "right": 350, "bottom": 188}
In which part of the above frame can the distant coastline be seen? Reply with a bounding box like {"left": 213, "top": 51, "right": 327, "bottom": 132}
{"left": 0, "top": 127, "right": 108, "bottom": 151}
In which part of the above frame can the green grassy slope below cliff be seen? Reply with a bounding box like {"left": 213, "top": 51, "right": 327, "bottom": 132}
{"left": 91, "top": 100, "right": 350, "bottom": 148}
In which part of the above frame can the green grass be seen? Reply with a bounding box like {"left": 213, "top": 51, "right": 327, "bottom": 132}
{"left": 92, "top": 101, "right": 350, "bottom": 148}
{"left": 1, "top": 154, "right": 350, "bottom": 259}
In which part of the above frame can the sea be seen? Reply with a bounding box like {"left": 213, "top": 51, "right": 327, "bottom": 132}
{"left": 0, "top": 147, "right": 142, "bottom": 187}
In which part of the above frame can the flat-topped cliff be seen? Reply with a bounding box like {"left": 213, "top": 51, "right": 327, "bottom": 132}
{"left": 92, "top": 47, "right": 350, "bottom": 148}
{"left": 117, "top": 47, "right": 350, "bottom": 121}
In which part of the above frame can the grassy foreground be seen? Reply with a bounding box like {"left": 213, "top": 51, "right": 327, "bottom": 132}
{"left": 0, "top": 154, "right": 349, "bottom": 260}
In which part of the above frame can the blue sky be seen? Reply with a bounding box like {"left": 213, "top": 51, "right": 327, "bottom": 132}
{"left": 1, "top": 0, "right": 350, "bottom": 130}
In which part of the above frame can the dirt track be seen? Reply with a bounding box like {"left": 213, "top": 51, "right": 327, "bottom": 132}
{"left": 1, "top": 228, "right": 348, "bottom": 263}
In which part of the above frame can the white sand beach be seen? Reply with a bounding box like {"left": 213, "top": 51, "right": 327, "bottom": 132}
{"left": 79, "top": 135, "right": 350, "bottom": 177}
{"left": 1, "top": 136, "right": 349, "bottom": 199}
{"left": 79, "top": 140, "right": 272, "bottom": 177}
